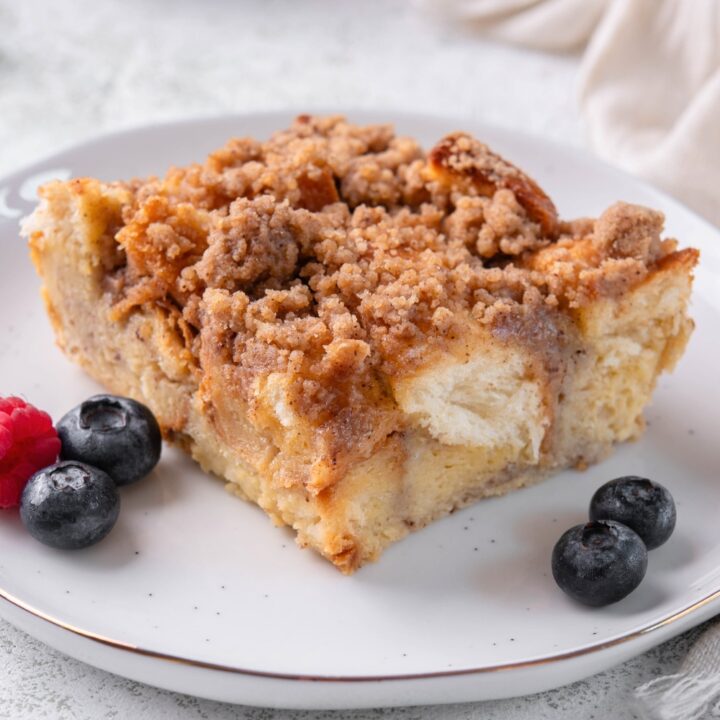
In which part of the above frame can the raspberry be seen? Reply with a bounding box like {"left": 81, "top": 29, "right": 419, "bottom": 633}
{"left": 0, "top": 397, "right": 61, "bottom": 509}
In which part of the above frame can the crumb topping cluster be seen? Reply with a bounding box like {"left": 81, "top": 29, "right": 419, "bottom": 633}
{"left": 102, "top": 115, "right": 676, "bottom": 482}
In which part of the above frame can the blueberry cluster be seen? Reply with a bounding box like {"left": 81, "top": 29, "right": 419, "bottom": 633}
{"left": 20, "top": 395, "right": 161, "bottom": 550}
{"left": 552, "top": 476, "right": 676, "bottom": 607}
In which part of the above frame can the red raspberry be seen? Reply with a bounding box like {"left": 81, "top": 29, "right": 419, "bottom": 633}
{"left": 0, "top": 397, "right": 61, "bottom": 509}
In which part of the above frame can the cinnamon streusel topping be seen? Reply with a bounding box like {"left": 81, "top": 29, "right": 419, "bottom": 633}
{"left": 99, "top": 115, "right": 680, "bottom": 490}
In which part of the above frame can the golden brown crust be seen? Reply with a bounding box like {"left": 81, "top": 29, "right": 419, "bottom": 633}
{"left": 428, "top": 131, "right": 560, "bottom": 239}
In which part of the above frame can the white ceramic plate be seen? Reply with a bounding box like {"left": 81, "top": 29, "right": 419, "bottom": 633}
{"left": 1, "top": 112, "right": 719, "bottom": 710}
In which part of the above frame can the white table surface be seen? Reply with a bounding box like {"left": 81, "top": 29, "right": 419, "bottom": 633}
{"left": 0, "top": 0, "right": 711, "bottom": 717}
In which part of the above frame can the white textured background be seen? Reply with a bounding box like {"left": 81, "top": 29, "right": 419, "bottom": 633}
{"left": 0, "top": 0, "right": 704, "bottom": 717}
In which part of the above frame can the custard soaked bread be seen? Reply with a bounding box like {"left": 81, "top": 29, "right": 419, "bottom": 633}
{"left": 24, "top": 116, "right": 698, "bottom": 573}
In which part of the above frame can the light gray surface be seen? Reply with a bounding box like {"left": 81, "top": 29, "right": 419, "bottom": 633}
{"left": 0, "top": 619, "right": 711, "bottom": 720}
{"left": 0, "top": 0, "right": 581, "bottom": 175}
{"left": 0, "top": 0, "right": 710, "bottom": 717}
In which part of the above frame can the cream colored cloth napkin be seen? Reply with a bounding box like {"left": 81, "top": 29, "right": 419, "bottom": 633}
{"left": 635, "top": 621, "right": 720, "bottom": 720}
{"left": 420, "top": 0, "right": 720, "bottom": 226}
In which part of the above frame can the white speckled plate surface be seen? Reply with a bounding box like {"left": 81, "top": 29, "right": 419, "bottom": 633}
{"left": 1, "top": 112, "right": 719, "bottom": 710}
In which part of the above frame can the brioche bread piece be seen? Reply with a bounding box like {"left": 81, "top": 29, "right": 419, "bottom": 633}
{"left": 24, "top": 116, "right": 698, "bottom": 573}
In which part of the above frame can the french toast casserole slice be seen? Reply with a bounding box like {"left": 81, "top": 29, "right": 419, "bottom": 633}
{"left": 23, "top": 115, "right": 698, "bottom": 573}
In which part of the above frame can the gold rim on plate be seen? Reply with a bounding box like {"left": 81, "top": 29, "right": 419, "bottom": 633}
{"left": 2, "top": 584, "right": 719, "bottom": 682}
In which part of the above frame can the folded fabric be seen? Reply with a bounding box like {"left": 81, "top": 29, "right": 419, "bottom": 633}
{"left": 419, "top": 0, "right": 720, "bottom": 227}
{"left": 635, "top": 620, "right": 720, "bottom": 720}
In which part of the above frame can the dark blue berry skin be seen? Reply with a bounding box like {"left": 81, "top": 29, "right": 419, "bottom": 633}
{"left": 20, "top": 461, "right": 120, "bottom": 550}
{"left": 552, "top": 520, "right": 648, "bottom": 607}
{"left": 57, "top": 395, "right": 161, "bottom": 486}
{"left": 589, "top": 476, "right": 676, "bottom": 550}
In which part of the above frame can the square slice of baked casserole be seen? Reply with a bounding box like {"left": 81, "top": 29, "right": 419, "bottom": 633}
{"left": 24, "top": 116, "right": 698, "bottom": 573}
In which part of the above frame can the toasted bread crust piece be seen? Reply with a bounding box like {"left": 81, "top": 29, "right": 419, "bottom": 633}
{"left": 24, "top": 116, "right": 698, "bottom": 573}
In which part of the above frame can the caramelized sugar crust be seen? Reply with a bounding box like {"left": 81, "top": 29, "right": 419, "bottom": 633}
{"left": 61, "top": 115, "right": 693, "bottom": 495}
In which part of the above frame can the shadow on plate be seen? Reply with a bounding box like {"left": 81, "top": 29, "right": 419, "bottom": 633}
{"left": 64, "top": 514, "right": 139, "bottom": 570}
{"left": 600, "top": 577, "right": 670, "bottom": 617}
{"left": 120, "top": 447, "right": 199, "bottom": 511}
{"left": 650, "top": 533, "right": 695, "bottom": 573}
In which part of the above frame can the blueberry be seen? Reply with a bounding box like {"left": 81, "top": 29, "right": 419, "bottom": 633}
{"left": 552, "top": 520, "right": 648, "bottom": 606}
{"left": 589, "top": 476, "right": 676, "bottom": 550}
{"left": 57, "top": 395, "right": 161, "bottom": 486}
{"left": 20, "top": 461, "right": 120, "bottom": 549}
